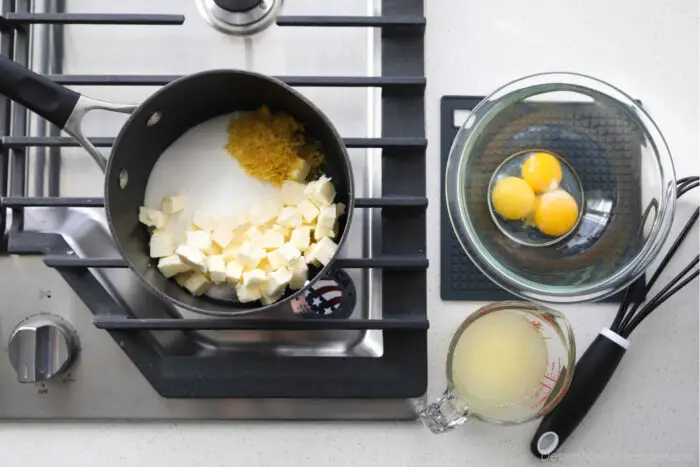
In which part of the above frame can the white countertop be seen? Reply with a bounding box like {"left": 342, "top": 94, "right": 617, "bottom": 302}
{"left": 1, "top": 0, "right": 698, "bottom": 466}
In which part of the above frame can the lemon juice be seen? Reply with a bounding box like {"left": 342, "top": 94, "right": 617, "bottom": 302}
{"left": 450, "top": 309, "right": 548, "bottom": 420}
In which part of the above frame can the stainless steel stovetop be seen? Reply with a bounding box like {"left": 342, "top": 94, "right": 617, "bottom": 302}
{"left": 0, "top": 0, "right": 428, "bottom": 419}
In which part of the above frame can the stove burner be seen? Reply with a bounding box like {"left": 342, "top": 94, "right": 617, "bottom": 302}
{"left": 291, "top": 269, "right": 356, "bottom": 319}
{"left": 196, "top": 0, "right": 283, "bottom": 36}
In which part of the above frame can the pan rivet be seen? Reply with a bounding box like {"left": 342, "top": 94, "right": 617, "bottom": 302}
{"left": 147, "top": 112, "right": 162, "bottom": 127}
{"left": 119, "top": 169, "right": 129, "bottom": 189}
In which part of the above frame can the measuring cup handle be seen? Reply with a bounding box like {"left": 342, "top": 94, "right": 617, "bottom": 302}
{"left": 417, "top": 390, "right": 470, "bottom": 434}
{"left": 530, "top": 328, "right": 630, "bottom": 459}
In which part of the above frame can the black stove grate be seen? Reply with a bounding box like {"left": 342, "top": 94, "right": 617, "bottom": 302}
{"left": 0, "top": 1, "right": 428, "bottom": 399}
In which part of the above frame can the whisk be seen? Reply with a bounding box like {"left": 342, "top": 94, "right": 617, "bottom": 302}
{"left": 531, "top": 176, "right": 699, "bottom": 458}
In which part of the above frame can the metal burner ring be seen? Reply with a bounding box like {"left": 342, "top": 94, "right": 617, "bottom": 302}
{"left": 196, "top": 0, "right": 283, "bottom": 36}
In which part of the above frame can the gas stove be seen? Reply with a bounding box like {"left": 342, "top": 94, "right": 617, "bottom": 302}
{"left": 0, "top": 0, "right": 427, "bottom": 419}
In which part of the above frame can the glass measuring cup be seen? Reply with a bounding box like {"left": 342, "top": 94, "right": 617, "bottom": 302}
{"left": 419, "top": 301, "right": 575, "bottom": 433}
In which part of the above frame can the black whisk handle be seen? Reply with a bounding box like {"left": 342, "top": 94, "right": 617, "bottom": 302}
{"left": 530, "top": 328, "right": 629, "bottom": 459}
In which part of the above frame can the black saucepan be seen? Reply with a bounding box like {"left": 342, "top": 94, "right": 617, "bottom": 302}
{"left": 0, "top": 55, "right": 354, "bottom": 316}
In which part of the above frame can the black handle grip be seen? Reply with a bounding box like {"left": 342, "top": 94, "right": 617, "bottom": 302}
{"left": 531, "top": 330, "right": 628, "bottom": 459}
{"left": 0, "top": 54, "right": 80, "bottom": 128}
{"left": 214, "top": 0, "right": 262, "bottom": 12}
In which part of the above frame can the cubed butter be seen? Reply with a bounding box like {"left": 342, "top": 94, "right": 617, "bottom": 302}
{"left": 183, "top": 272, "right": 211, "bottom": 296}
{"left": 260, "top": 289, "right": 284, "bottom": 306}
{"left": 236, "top": 283, "right": 261, "bottom": 303}
{"left": 297, "top": 199, "right": 320, "bottom": 223}
{"left": 211, "top": 225, "right": 235, "bottom": 249}
{"left": 304, "top": 175, "right": 335, "bottom": 207}
{"left": 242, "top": 268, "right": 267, "bottom": 288}
{"left": 280, "top": 180, "right": 306, "bottom": 206}
{"left": 248, "top": 200, "right": 282, "bottom": 226}
{"left": 307, "top": 236, "right": 338, "bottom": 266}
{"left": 207, "top": 255, "right": 226, "bottom": 284}
{"left": 174, "top": 271, "right": 193, "bottom": 287}
{"left": 236, "top": 242, "right": 266, "bottom": 269}
{"left": 266, "top": 250, "right": 285, "bottom": 270}
{"left": 262, "top": 267, "right": 293, "bottom": 298}
{"left": 149, "top": 231, "right": 175, "bottom": 258}
{"left": 315, "top": 205, "right": 337, "bottom": 240}
{"left": 161, "top": 194, "right": 186, "bottom": 214}
{"left": 139, "top": 207, "right": 168, "bottom": 229}
{"left": 290, "top": 225, "right": 312, "bottom": 251}
{"left": 186, "top": 230, "right": 212, "bottom": 252}
{"left": 225, "top": 261, "right": 244, "bottom": 284}
{"left": 157, "top": 254, "right": 192, "bottom": 278}
{"left": 277, "top": 243, "right": 302, "bottom": 264}
{"left": 176, "top": 244, "right": 208, "bottom": 272}
{"left": 289, "top": 257, "right": 309, "bottom": 290}
{"left": 276, "top": 206, "right": 302, "bottom": 228}
{"left": 260, "top": 229, "right": 285, "bottom": 250}
{"left": 192, "top": 210, "right": 217, "bottom": 231}
{"left": 287, "top": 158, "right": 310, "bottom": 182}
{"left": 336, "top": 202, "right": 346, "bottom": 216}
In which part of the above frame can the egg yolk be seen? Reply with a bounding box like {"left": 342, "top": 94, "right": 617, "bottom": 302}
{"left": 521, "top": 152, "right": 563, "bottom": 194}
{"left": 491, "top": 177, "right": 536, "bottom": 220}
{"left": 534, "top": 189, "right": 579, "bottom": 237}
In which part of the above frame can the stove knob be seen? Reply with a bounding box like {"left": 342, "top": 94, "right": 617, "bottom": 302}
{"left": 8, "top": 315, "right": 79, "bottom": 383}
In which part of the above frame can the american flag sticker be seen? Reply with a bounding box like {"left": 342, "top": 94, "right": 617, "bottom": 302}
{"left": 291, "top": 269, "right": 355, "bottom": 319}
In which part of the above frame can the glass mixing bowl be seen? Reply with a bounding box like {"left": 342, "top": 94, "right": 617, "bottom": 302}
{"left": 445, "top": 73, "right": 676, "bottom": 303}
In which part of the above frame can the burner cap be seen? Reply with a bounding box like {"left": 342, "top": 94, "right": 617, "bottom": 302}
{"left": 196, "top": 0, "right": 283, "bottom": 36}
{"left": 291, "top": 269, "right": 356, "bottom": 319}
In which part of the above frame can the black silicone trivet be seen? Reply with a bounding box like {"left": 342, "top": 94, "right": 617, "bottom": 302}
{"left": 440, "top": 96, "right": 644, "bottom": 302}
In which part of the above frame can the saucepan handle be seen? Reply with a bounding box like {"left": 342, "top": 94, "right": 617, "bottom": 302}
{"left": 0, "top": 53, "right": 80, "bottom": 128}
{"left": 0, "top": 54, "right": 138, "bottom": 172}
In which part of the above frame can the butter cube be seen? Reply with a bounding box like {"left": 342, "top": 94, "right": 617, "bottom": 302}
{"left": 306, "top": 237, "right": 338, "bottom": 266}
{"left": 225, "top": 261, "right": 244, "bottom": 284}
{"left": 237, "top": 242, "right": 266, "bottom": 269}
{"left": 161, "top": 194, "right": 186, "bottom": 214}
{"left": 157, "top": 254, "right": 192, "bottom": 278}
{"left": 186, "top": 230, "right": 212, "bottom": 252}
{"left": 336, "top": 202, "right": 346, "bottom": 216}
{"left": 280, "top": 180, "right": 306, "bottom": 206}
{"left": 262, "top": 267, "right": 293, "bottom": 298}
{"left": 277, "top": 243, "right": 302, "bottom": 264}
{"left": 315, "top": 205, "right": 337, "bottom": 240}
{"left": 297, "top": 199, "right": 320, "bottom": 223}
{"left": 222, "top": 244, "right": 240, "bottom": 262}
{"left": 258, "top": 257, "right": 274, "bottom": 273}
{"left": 266, "top": 250, "right": 285, "bottom": 270}
{"left": 242, "top": 268, "right": 267, "bottom": 288}
{"left": 271, "top": 224, "right": 291, "bottom": 240}
{"left": 236, "top": 283, "right": 261, "bottom": 303}
{"left": 183, "top": 272, "right": 211, "bottom": 296}
{"left": 192, "top": 210, "right": 217, "bottom": 231}
{"left": 276, "top": 207, "right": 303, "bottom": 228}
{"left": 211, "top": 225, "right": 235, "bottom": 249}
{"left": 210, "top": 243, "right": 223, "bottom": 255}
{"left": 149, "top": 231, "right": 175, "bottom": 258}
{"left": 139, "top": 207, "right": 169, "bottom": 229}
{"left": 261, "top": 290, "right": 284, "bottom": 306}
{"left": 287, "top": 158, "right": 310, "bottom": 182}
{"left": 290, "top": 225, "right": 312, "bottom": 251}
{"left": 304, "top": 175, "right": 335, "bottom": 207}
{"left": 244, "top": 225, "right": 264, "bottom": 244}
{"left": 207, "top": 255, "right": 226, "bottom": 284}
{"left": 260, "top": 229, "right": 285, "bottom": 250}
{"left": 176, "top": 244, "right": 208, "bottom": 272}
{"left": 248, "top": 200, "right": 282, "bottom": 226}
{"left": 174, "top": 272, "right": 192, "bottom": 287}
{"left": 289, "top": 257, "right": 309, "bottom": 290}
